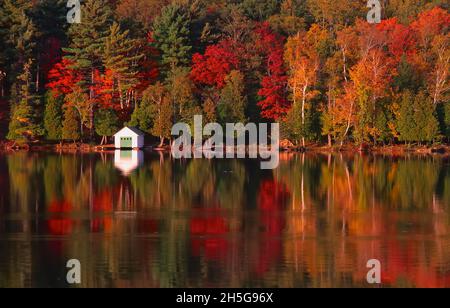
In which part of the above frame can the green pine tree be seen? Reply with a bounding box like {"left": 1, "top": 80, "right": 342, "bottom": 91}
{"left": 0, "top": 0, "right": 37, "bottom": 104}
{"left": 396, "top": 91, "right": 416, "bottom": 144}
{"left": 445, "top": 101, "right": 450, "bottom": 141}
{"left": 240, "top": 0, "right": 280, "bottom": 21}
{"left": 0, "top": 0, "right": 36, "bottom": 75}
{"left": 63, "top": 0, "right": 112, "bottom": 138}
{"left": 413, "top": 92, "right": 440, "bottom": 144}
{"left": 7, "top": 60, "right": 43, "bottom": 143}
{"left": 44, "top": 91, "right": 63, "bottom": 141}
{"left": 95, "top": 109, "right": 119, "bottom": 145}
{"left": 104, "top": 22, "right": 143, "bottom": 109}
{"left": 374, "top": 108, "right": 391, "bottom": 145}
{"left": 129, "top": 102, "right": 155, "bottom": 134}
{"left": 283, "top": 101, "right": 317, "bottom": 146}
{"left": 62, "top": 106, "right": 81, "bottom": 143}
{"left": 152, "top": 3, "right": 192, "bottom": 69}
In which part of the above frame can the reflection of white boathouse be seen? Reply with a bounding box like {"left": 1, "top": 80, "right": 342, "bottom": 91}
{"left": 114, "top": 150, "right": 144, "bottom": 176}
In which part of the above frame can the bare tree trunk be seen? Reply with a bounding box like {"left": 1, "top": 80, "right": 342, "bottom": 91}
{"left": 342, "top": 50, "right": 348, "bottom": 83}
{"left": 0, "top": 71, "right": 4, "bottom": 97}
{"left": 328, "top": 85, "right": 333, "bottom": 148}
{"left": 341, "top": 100, "right": 354, "bottom": 147}
{"left": 301, "top": 86, "right": 307, "bottom": 148}
{"left": 118, "top": 78, "right": 124, "bottom": 109}
{"left": 89, "top": 69, "right": 95, "bottom": 141}
{"left": 159, "top": 136, "right": 165, "bottom": 148}
{"left": 36, "top": 61, "right": 40, "bottom": 93}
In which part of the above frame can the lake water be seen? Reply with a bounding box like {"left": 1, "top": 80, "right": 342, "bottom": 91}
{"left": 0, "top": 151, "right": 449, "bottom": 288}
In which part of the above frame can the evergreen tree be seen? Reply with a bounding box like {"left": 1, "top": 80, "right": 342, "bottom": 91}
{"left": 0, "top": 0, "right": 36, "bottom": 78}
{"left": 63, "top": 0, "right": 113, "bottom": 138}
{"left": 396, "top": 91, "right": 416, "bottom": 143}
{"left": 62, "top": 106, "right": 80, "bottom": 142}
{"left": 152, "top": 3, "right": 192, "bottom": 69}
{"left": 95, "top": 109, "right": 119, "bottom": 145}
{"left": 394, "top": 56, "right": 423, "bottom": 92}
{"left": 104, "top": 22, "right": 143, "bottom": 110}
{"left": 283, "top": 101, "right": 317, "bottom": 145}
{"left": 374, "top": 108, "right": 391, "bottom": 145}
{"left": 0, "top": 0, "right": 37, "bottom": 117}
{"left": 128, "top": 101, "right": 155, "bottom": 133}
{"left": 7, "top": 60, "right": 43, "bottom": 143}
{"left": 282, "top": 100, "right": 303, "bottom": 144}
{"left": 445, "top": 101, "right": 450, "bottom": 141}
{"left": 413, "top": 92, "right": 440, "bottom": 143}
{"left": 31, "top": 0, "right": 69, "bottom": 92}
{"left": 44, "top": 91, "right": 63, "bottom": 141}
{"left": 240, "top": 0, "right": 280, "bottom": 21}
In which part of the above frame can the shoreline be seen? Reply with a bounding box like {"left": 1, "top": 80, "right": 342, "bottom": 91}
{"left": 0, "top": 141, "right": 449, "bottom": 156}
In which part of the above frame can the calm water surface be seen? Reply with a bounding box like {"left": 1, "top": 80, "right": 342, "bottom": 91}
{"left": 0, "top": 151, "right": 449, "bottom": 288}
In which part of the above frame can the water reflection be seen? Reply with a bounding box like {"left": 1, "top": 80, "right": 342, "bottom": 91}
{"left": 0, "top": 152, "right": 449, "bottom": 287}
{"left": 114, "top": 150, "right": 144, "bottom": 176}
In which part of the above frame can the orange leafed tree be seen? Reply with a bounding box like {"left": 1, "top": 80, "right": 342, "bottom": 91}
{"left": 285, "top": 25, "right": 327, "bottom": 146}
{"left": 410, "top": 7, "right": 450, "bottom": 105}
{"left": 350, "top": 48, "right": 396, "bottom": 143}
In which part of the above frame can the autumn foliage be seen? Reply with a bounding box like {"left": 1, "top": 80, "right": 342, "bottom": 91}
{"left": 0, "top": 1, "right": 448, "bottom": 145}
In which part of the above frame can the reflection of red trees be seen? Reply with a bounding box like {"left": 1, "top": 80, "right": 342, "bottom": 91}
{"left": 47, "top": 200, "right": 73, "bottom": 236}
{"left": 190, "top": 212, "right": 229, "bottom": 261}
{"left": 255, "top": 180, "right": 290, "bottom": 276}
{"left": 258, "top": 180, "right": 290, "bottom": 211}
{"left": 350, "top": 238, "right": 450, "bottom": 288}
{"left": 138, "top": 219, "right": 159, "bottom": 234}
{"left": 380, "top": 240, "right": 450, "bottom": 288}
{"left": 91, "top": 189, "right": 114, "bottom": 233}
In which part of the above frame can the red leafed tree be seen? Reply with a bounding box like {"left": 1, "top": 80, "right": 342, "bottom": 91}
{"left": 410, "top": 7, "right": 450, "bottom": 47}
{"left": 191, "top": 39, "right": 240, "bottom": 89}
{"left": 96, "top": 69, "right": 117, "bottom": 110}
{"left": 376, "top": 18, "right": 415, "bottom": 62}
{"left": 255, "top": 23, "right": 289, "bottom": 120}
{"left": 46, "top": 58, "right": 82, "bottom": 96}
{"left": 135, "top": 32, "right": 160, "bottom": 95}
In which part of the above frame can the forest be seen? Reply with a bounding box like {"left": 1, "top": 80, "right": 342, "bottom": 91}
{"left": 0, "top": 0, "right": 448, "bottom": 148}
